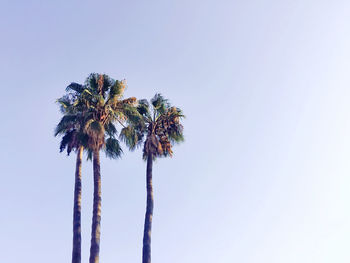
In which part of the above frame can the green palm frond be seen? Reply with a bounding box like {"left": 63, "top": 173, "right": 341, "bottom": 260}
{"left": 59, "top": 129, "right": 77, "bottom": 155}
{"left": 86, "top": 148, "right": 93, "bottom": 161}
{"left": 151, "top": 93, "right": 169, "bottom": 116}
{"left": 57, "top": 95, "right": 74, "bottom": 114}
{"left": 108, "top": 80, "right": 126, "bottom": 103}
{"left": 101, "top": 74, "right": 115, "bottom": 97}
{"left": 120, "top": 126, "right": 143, "bottom": 151}
{"left": 122, "top": 103, "right": 142, "bottom": 125}
{"left": 137, "top": 99, "right": 152, "bottom": 121}
{"left": 105, "top": 137, "right": 123, "bottom": 159}
{"left": 105, "top": 122, "right": 118, "bottom": 138}
{"left": 55, "top": 115, "right": 78, "bottom": 136}
{"left": 86, "top": 73, "right": 98, "bottom": 93}
{"left": 151, "top": 93, "right": 167, "bottom": 108}
{"left": 66, "top": 82, "right": 84, "bottom": 93}
{"left": 168, "top": 131, "right": 184, "bottom": 143}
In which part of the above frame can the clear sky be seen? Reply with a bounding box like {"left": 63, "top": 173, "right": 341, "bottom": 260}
{"left": 1, "top": 0, "right": 350, "bottom": 262}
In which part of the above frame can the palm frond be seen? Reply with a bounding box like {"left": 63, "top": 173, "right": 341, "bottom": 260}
{"left": 86, "top": 148, "right": 93, "bottom": 161}
{"left": 105, "top": 122, "right": 118, "bottom": 138}
{"left": 151, "top": 93, "right": 169, "bottom": 116}
{"left": 101, "top": 74, "right": 115, "bottom": 97}
{"left": 66, "top": 82, "right": 84, "bottom": 93}
{"left": 122, "top": 104, "right": 142, "bottom": 126}
{"left": 59, "top": 129, "right": 77, "bottom": 155}
{"left": 137, "top": 99, "right": 152, "bottom": 120}
{"left": 86, "top": 73, "right": 99, "bottom": 94}
{"left": 168, "top": 130, "right": 184, "bottom": 143}
{"left": 120, "top": 126, "right": 143, "bottom": 150}
{"left": 105, "top": 137, "right": 123, "bottom": 159}
{"left": 57, "top": 95, "right": 73, "bottom": 114}
{"left": 55, "top": 115, "right": 78, "bottom": 136}
{"left": 107, "top": 80, "right": 126, "bottom": 104}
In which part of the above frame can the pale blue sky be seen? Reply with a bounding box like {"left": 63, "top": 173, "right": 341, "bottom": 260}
{"left": 1, "top": 0, "right": 350, "bottom": 262}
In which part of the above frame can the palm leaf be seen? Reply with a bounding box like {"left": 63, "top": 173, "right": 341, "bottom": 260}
{"left": 55, "top": 115, "right": 78, "bottom": 136}
{"left": 120, "top": 126, "right": 143, "bottom": 150}
{"left": 105, "top": 137, "right": 123, "bottom": 159}
{"left": 66, "top": 82, "right": 85, "bottom": 93}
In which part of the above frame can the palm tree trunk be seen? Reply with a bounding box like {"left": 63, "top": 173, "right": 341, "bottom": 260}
{"left": 142, "top": 154, "right": 154, "bottom": 263}
{"left": 72, "top": 146, "right": 83, "bottom": 263}
{"left": 89, "top": 150, "right": 102, "bottom": 263}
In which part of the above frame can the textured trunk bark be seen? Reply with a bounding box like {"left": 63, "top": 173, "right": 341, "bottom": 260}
{"left": 89, "top": 150, "right": 102, "bottom": 263}
{"left": 72, "top": 146, "right": 83, "bottom": 263}
{"left": 142, "top": 154, "right": 154, "bottom": 263}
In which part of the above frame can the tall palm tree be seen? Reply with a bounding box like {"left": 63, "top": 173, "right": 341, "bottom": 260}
{"left": 71, "top": 73, "right": 139, "bottom": 263}
{"left": 55, "top": 85, "right": 90, "bottom": 263}
{"left": 120, "top": 94, "right": 184, "bottom": 263}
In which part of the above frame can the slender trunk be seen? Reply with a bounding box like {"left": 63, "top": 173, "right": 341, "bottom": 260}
{"left": 89, "top": 150, "right": 102, "bottom": 263}
{"left": 142, "top": 154, "right": 154, "bottom": 263}
{"left": 72, "top": 146, "right": 83, "bottom": 263}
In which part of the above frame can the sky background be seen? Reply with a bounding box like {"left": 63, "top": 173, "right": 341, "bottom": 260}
{"left": 1, "top": 0, "right": 350, "bottom": 262}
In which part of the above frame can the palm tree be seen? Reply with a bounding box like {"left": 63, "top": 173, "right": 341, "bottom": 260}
{"left": 120, "top": 94, "right": 184, "bottom": 263}
{"left": 55, "top": 85, "right": 90, "bottom": 263}
{"left": 70, "top": 73, "right": 139, "bottom": 263}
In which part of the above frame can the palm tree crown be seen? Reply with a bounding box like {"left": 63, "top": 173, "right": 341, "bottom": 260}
{"left": 56, "top": 73, "right": 140, "bottom": 158}
{"left": 121, "top": 93, "right": 184, "bottom": 159}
